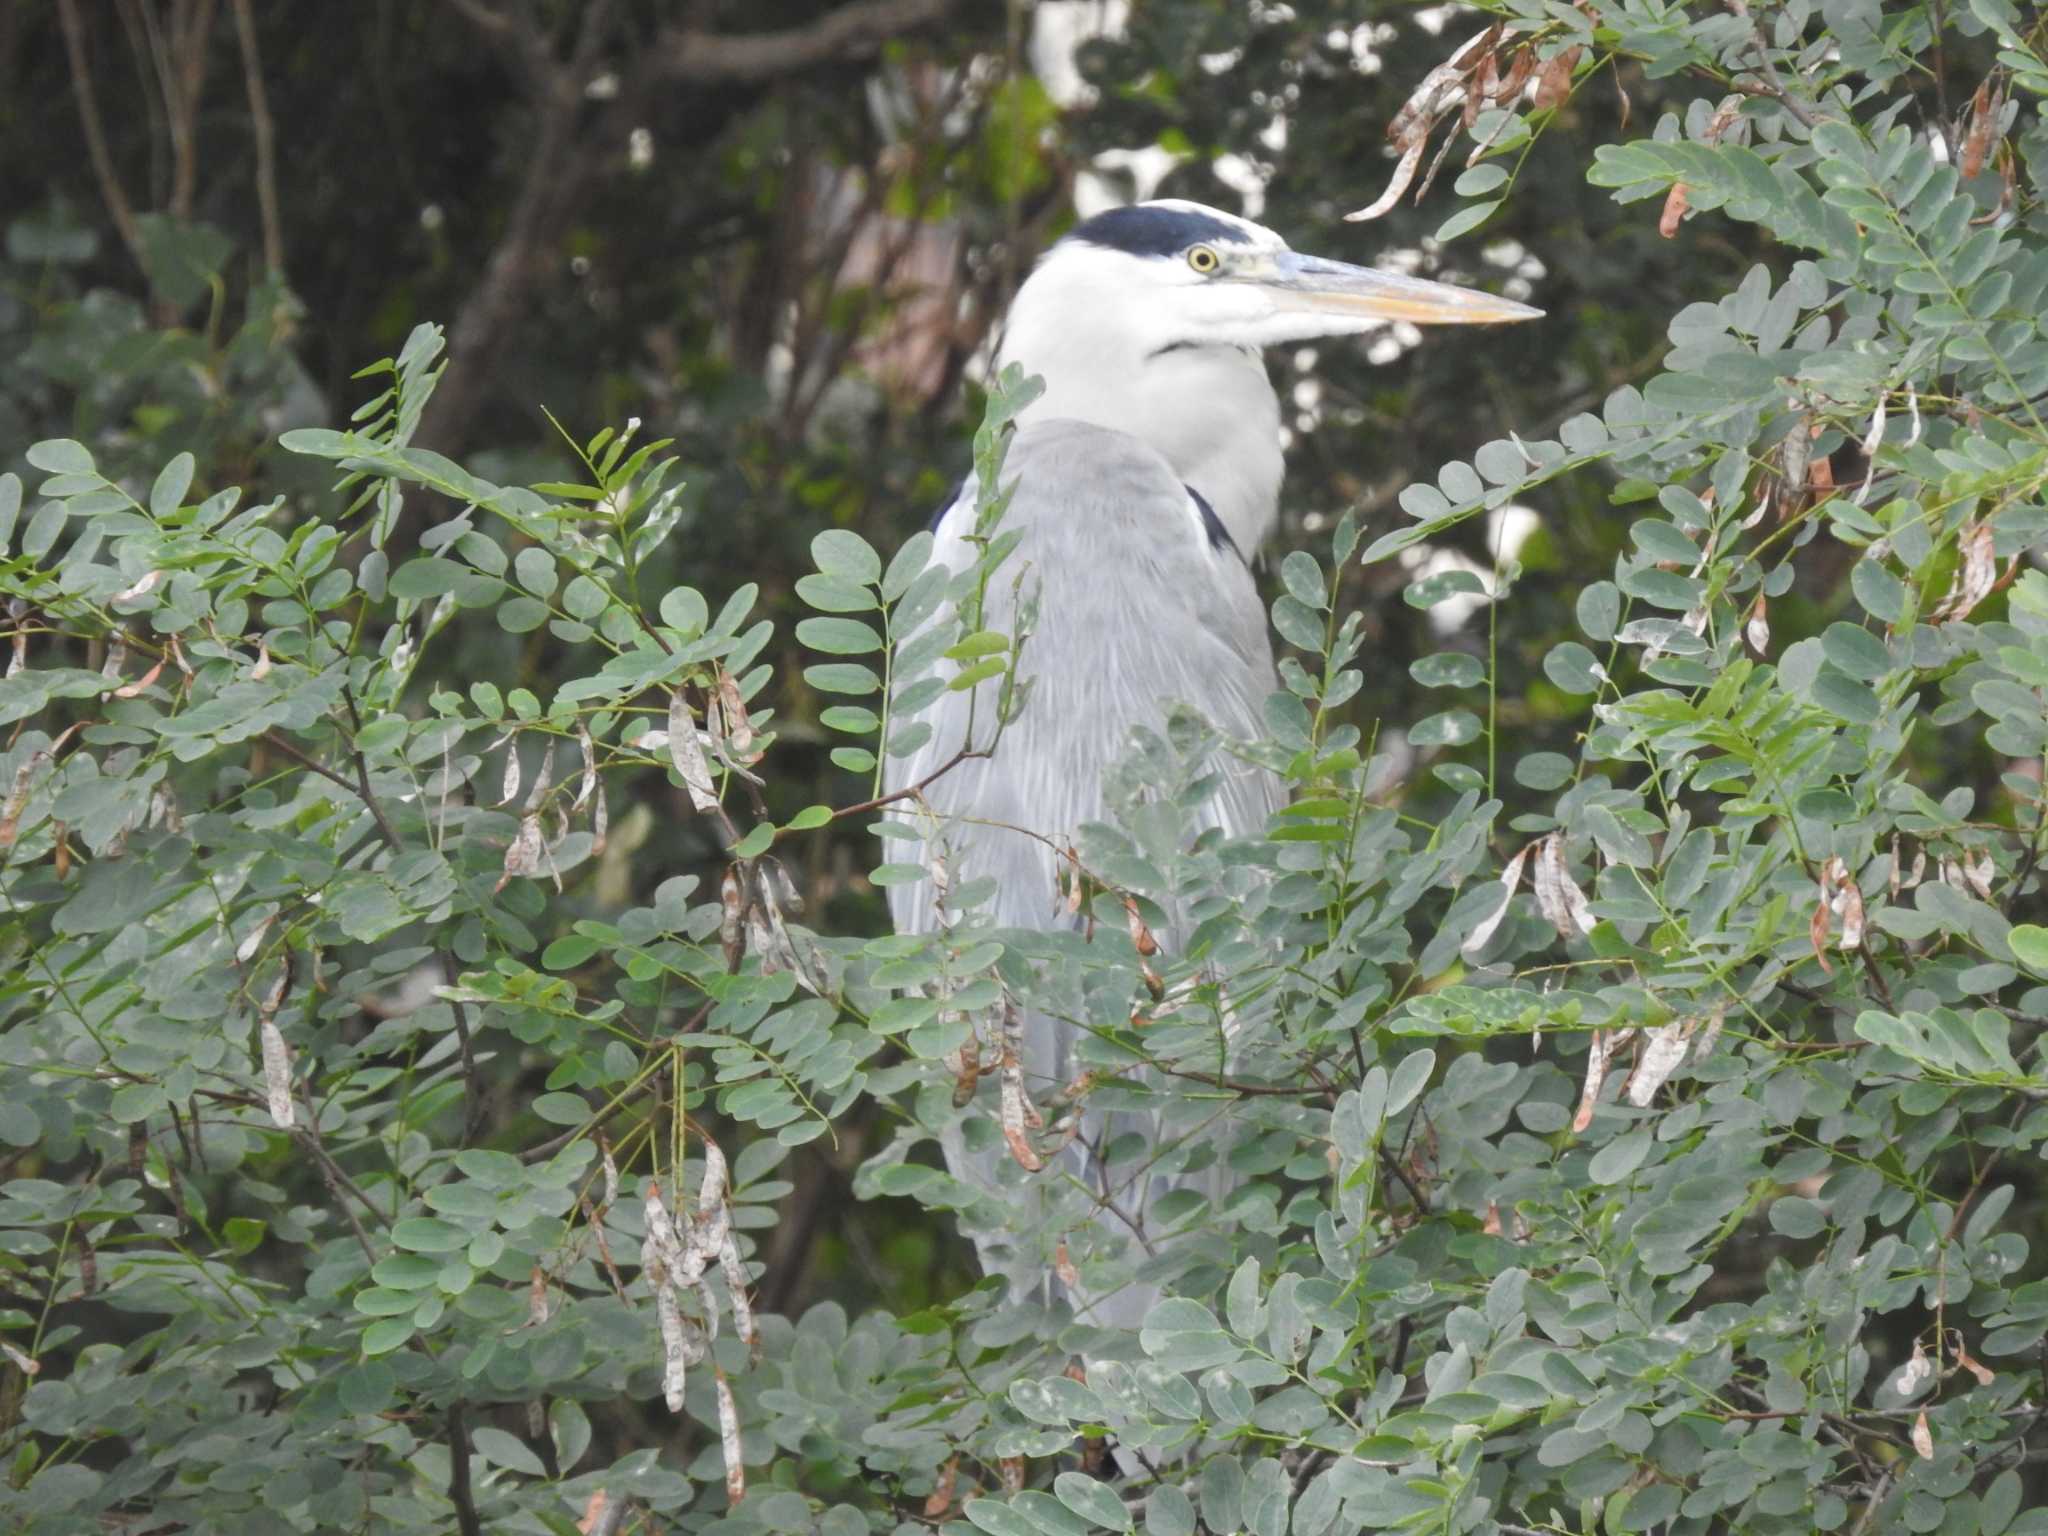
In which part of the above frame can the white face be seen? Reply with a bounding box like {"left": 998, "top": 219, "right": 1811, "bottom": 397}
{"left": 1010, "top": 198, "right": 1541, "bottom": 359}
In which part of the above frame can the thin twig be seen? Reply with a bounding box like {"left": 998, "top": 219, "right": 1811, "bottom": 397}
{"left": 441, "top": 955, "right": 485, "bottom": 1146}
{"left": 447, "top": 1403, "right": 484, "bottom": 1536}
{"left": 227, "top": 0, "right": 284, "bottom": 274}
{"left": 1725, "top": 0, "right": 1819, "bottom": 128}
{"left": 261, "top": 732, "right": 403, "bottom": 853}
{"left": 55, "top": 0, "right": 147, "bottom": 272}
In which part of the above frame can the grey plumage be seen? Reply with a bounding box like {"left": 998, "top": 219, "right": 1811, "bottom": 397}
{"left": 887, "top": 420, "right": 1283, "bottom": 1325}
{"left": 882, "top": 198, "right": 1540, "bottom": 1326}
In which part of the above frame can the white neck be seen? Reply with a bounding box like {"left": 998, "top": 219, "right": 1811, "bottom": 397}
{"left": 995, "top": 279, "right": 1283, "bottom": 556}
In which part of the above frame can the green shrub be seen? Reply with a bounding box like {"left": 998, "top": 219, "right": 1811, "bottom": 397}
{"left": 4, "top": 1, "right": 2048, "bottom": 1533}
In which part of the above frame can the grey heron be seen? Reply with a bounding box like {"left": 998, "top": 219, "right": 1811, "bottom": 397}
{"left": 887, "top": 199, "right": 1539, "bottom": 1327}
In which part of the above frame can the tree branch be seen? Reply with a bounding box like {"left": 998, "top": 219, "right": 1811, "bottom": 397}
{"left": 55, "top": 0, "right": 148, "bottom": 273}
{"left": 228, "top": 0, "right": 285, "bottom": 274}
{"left": 260, "top": 731, "right": 402, "bottom": 853}
{"left": 447, "top": 1402, "right": 484, "bottom": 1536}
{"left": 655, "top": 0, "right": 953, "bottom": 82}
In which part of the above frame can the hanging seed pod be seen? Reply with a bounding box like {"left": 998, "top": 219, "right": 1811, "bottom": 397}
{"left": 1462, "top": 841, "right": 1534, "bottom": 957}
{"left": 714, "top": 1366, "right": 744, "bottom": 1502}
{"left": 668, "top": 691, "right": 719, "bottom": 811}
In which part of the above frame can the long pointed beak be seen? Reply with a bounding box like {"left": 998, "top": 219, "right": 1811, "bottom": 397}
{"left": 1265, "top": 251, "right": 1542, "bottom": 325}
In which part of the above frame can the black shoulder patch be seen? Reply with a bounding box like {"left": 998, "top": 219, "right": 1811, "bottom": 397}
{"left": 926, "top": 477, "right": 969, "bottom": 534}
{"left": 1068, "top": 204, "right": 1252, "bottom": 258}
{"left": 1187, "top": 485, "right": 1243, "bottom": 563}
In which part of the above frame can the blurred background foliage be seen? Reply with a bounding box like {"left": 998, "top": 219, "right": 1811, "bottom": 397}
{"left": 0, "top": 0, "right": 2006, "bottom": 1335}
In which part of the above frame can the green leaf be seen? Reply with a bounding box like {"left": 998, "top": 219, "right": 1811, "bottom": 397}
{"left": 27, "top": 439, "right": 94, "bottom": 475}
{"left": 531, "top": 1092, "right": 588, "bottom": 1126}
{"left": 1544, "top": 641, "right": 1605, "bottom": 694}
{"left": 2008, "top": 924, "right": 2048, "bottom": 976}
{"left": 389, "top": 557, "right": 466, "bottom": 600}
{"left": 1055, "top": 1473, "right": 1134, "bottom": 1532}
{"left": 796, "top": 574, "right": 877, "bottom": 613}
{"left": 1145, "top": 1486, "right": 1196, "bottom": 1536}
{"left": 812, "top": 528, "right": 882, "bottom": 585}
{"left": 497, "top": 596, "right": 551, "bottom": 633}
{"left": 391, "top": 1218, "right": 468, "bottom": 1253}
{"left": 513, "top": 547, "right": 558, "bottom": 598}
{"left": 1435, "top": 199, "right": 1501, "bottom": 242}
{"left": 797, "top": 617, "right": 883, "bottom": 655}
{"left": 806, "top": 663, "right": 881, "bottom": 696}
{"left": 1140, "top": 1299, "right": 1240, "bottom": 1371}
{"left": 149, "top": 453, "right": 194, "bottom": 518}
{"left": 1577, "top": 581, "right": 1620, "bottom": 642}
{"left": 785, "top": 805, "right": 834, "bottom": 831}
{"left": 361, "top": 1318, "right": 416, "bottom": 1355}
{"left": 1411, "top": 652, "right": 1486, "bottom": 689}
{"left": 1406, "top": 569, "right": 1486, "bottom": 608}
{"left": 1820, "top": 622, "right": 1889, "bottom": 681}
{"left": 469, "top": 1426, "right": 546, "bottom": 1476}
{"left": 1409, "top": 709, "right": 1481, "bottom": 748}
{"left": 1280, "top": 551, "right": 1327, "bottom": 609}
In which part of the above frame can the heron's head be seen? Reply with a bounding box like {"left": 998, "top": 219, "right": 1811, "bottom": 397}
{"left": 1002, "top": 198, "right": 1541, "bottom": 358}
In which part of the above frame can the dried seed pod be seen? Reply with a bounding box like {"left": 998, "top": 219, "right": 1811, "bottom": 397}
{"left": 1830, "top": 856, "right": 1867, "bottom": 951}
{"left": 948, "top": 1035, "right": 980, "bottom": 1109}
{"left": 1534, "top": 832, "right": 1596, "bottom": 939}
{"left": 719, "top": 1234, "right": 758, "bottom": 1358}
{"left": 1572, "top": 1027, "right": 1634, "bottom": 1133}
{"left": 1123, "top": 896, "right": 1159, "bottom": 957}
{"left": 499, "top": 736, "right": 523, "bottom": 806}
{"left": 654, "top": 1260, "right": 689, "bottom": 1413}
{"left": 0, "top": 752, "right": 45, "bottom": 851}
{"left": 0, "top": 1340, "right": 37, "bottom": 1376}
{"left": 668, "top": 691, "right": 720, "bottom": 811}
{"left": 1346, "top": 136, "right": 1428, "bottom": 223}
{"left": 1808, "top": 895, "right": 1835, "bottom": 975}
{"left": 715, "top": 1366, "right": 744, "bottom": 1502}
{"left": 1890, "top": 1339, "right": 1934, "bottom": 1400}
{"left": 1960, "top": 79, "right": 2000, "bottom": 180}
{"left": 718, "top": 866, "right": 746, "bottom": 971}
{"left": 1054, "top": 1241, "right": 1080, "bottom": 1290}
{"left": 1745, "top": 596, "right": 1770, "bottom": 656}
{"left": 699, "top": 1138, "right": 729, "bottom": 1217}
{"left": 1962, "top": 846, "right": 1995, "bottom": 900}
{"left": 111, "top": 658, "right": 164, "bottom": 700}
{"left": 528, "top": 1265, "right": 551, "bottom": 1327}
{"left": 259, "top": 1017, "right": 295, "bottom": 1129}
{"left": 574, "top": 725, "right": 598, "bottom": 809}
{"left": 1533, "top": 45, "right": 1580, "bottom": 111}
{"left": 643, "top": 1181, "right": 690, "bottom": 1276}
{"left": 495, "top": 814, "right": 545, "bottom": 893}
{"left": 1625, "top": 1019, "right": 1693, "bottom": 1107}
{"left": 924, "top": 1457, "right": 959, "bottom": 1520}
{"left": 1780, "top": 414, "right": 1813, "bottom": 502}
{"left": 1691, "top": 1008, "right": 1724, "bottom": 1063}
{"left": 1463, "top": 841, "right": 1534, "bottom": 957}
{"left": 599, "top": 1132, "right": 619, "bottom": 1212}
{"left": 1658, "top": 182, "right": 1690, "bottom": 238}
{"left": 711, "top": 670, "right": 760, "bottom": 764}
{"left": 999, "top": 1007, "right": 1043, "bottom": 1173}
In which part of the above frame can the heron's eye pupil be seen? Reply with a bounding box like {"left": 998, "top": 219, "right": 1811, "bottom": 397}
{"left": 1187, "top": 245, "right": 1220, "bottom": 274}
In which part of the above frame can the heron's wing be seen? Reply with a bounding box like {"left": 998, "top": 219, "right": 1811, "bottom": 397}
{"left": 880, "top": 420, "right": 1283, "bottom": 1330}
{"left": 887, "top": 417, "right": 1281, "bottom": 938}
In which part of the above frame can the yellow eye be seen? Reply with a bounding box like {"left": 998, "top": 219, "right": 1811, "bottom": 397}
{"left": 1186, "top": 244, "right": 1221, "bottom": 274}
